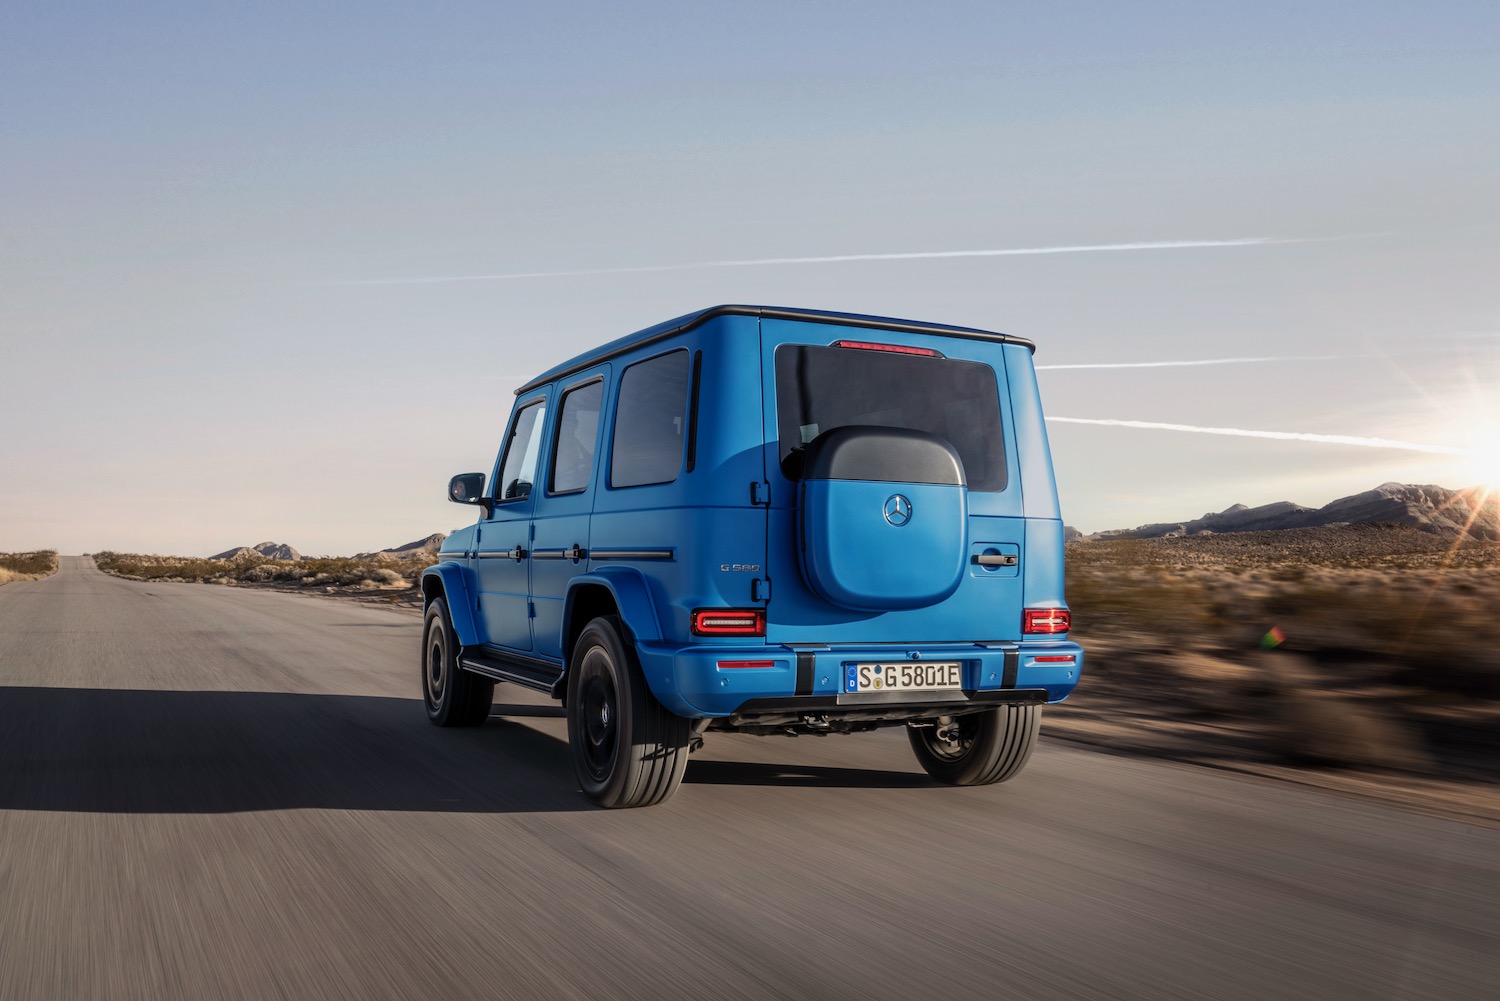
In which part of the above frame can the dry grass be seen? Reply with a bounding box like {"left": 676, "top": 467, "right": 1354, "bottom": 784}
{"left": 93, "top": 551, "right": 429, "bottom": 603}
{"left": 1066, "top": 525, "right": 1500, "bottom": 691}
{"left": 0, "top": 550, "right": 59, "bottom": 583}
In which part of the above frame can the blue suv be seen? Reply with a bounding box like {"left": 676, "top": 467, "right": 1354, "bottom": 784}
{"left": 422, "top": 305, "right": 1082, "bottom": 807}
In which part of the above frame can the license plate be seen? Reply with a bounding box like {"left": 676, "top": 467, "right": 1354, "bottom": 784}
{"left": 844, "top": 662, "right": 962, "bottom": 694}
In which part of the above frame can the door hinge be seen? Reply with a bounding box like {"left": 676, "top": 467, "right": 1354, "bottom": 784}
{"left": 750, "top": 481, "right": 771, "bottom": 506}
{"left": 752, "top": 578, "right": 771, "bottom": 603}
{"left": 528, "top": 601, "right": 536, "bottom": 618}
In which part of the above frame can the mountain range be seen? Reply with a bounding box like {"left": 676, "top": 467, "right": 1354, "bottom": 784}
{"left": 209, "top": 535, "right": 449, "bottom": 561}
{"left": 1081, "top": 483, "right": 1497, "bottom": 541}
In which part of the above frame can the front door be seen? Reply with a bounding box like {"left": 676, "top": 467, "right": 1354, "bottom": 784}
{"left": 475, "top": 394, "right": 548, "bottom": 652}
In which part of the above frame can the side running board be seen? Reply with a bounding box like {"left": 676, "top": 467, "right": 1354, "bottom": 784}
{"left": 458, "top": 650, "right": 565, "bottom": 697}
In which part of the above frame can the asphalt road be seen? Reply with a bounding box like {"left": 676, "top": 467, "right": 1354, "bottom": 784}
{"left": 1, "top": 557, "right": 1496, "bottom": 1000}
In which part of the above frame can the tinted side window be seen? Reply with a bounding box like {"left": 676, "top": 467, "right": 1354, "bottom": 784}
{"left": 549, "top": 380, "right": 603, "bottom": 494}
{"left": 611, "top": 350, "right": 690, "bottom": 488}
{"left": 495, "top": 399, "right": 547, "bottom": 501}
{"left": 775, "top": 344, "right": 1007, "bottom": 491}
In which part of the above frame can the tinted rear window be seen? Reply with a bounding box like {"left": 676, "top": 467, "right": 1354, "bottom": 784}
{"left": 774, "top": 344, "right": 1006, "bottom": 491}
{"left": 610, "top": 350, "right": 690, "bottom": 488}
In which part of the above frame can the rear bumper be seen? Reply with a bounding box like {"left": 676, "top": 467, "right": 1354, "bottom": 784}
{"left": 635, "top": 639, "right": 1083, "bottom": 718}
{"left": 724, "top": 687, "right": 1049, "bottom": 733}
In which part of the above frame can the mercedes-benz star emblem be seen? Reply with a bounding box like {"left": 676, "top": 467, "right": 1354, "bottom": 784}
{"left": 883, "top": 494, "right": 912, "bottom": 527}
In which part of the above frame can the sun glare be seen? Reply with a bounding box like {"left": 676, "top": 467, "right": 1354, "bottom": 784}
{"left": 1467, "top": 425, "right": 1500, "bottom": 491}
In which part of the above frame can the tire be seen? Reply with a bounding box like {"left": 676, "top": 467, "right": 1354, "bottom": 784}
{"left": 567, "top": 615, "right": 690, "bottom": 808}
{"left": 422, "top": 597, "right": 494, "bottom": 727}
{"left": 907, "top": 704, "right": 1041, "bottom": 786}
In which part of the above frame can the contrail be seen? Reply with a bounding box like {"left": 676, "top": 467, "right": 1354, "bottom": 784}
{"left": 325, "top": 236, "right": 1333, "bottom": 286}
{"left": 1037, "top": 354, "right": 1348, "bottom": 370}
{"left": 1047, "top": 417, "right": 1470, "bottom": 456}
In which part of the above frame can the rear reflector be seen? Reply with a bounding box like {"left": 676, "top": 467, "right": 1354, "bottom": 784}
{"left": 716, "top": 660, "right": 776, "bottom": 670}
{"left": 1031, "top": 655, "right": 1077, "bottom": 664}
{"left": 692, "top": 608, "right": 766, "bottom": 636}
{"left": 1023, "top": 608, "right": 1071, "bottom": 635}
{"left": 831, "top": 339, "right": 941, "bottom": 357}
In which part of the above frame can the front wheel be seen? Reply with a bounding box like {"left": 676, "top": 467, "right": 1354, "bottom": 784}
{"left": 567, "top": 616, "right": 690, "bottom": 808}
{"left": 907, "top": 704, "right": 1041, "bottom": 786}
{"left": 422, "top": 597, "right": 494, "bottom": 727}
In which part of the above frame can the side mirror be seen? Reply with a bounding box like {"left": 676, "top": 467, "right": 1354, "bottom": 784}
{"left": 447, "top": 473, "right": 493, "bottom": 516}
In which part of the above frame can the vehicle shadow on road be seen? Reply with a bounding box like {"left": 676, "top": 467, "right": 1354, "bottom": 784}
{"left": 0, "top": 686, "right": 587, "bottom": 815}
{"left": 686, "top": 759, "right": 931, "bottom": 789}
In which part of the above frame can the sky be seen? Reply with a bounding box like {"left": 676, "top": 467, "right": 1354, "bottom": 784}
{"left": 3, "top": 1, "right": 1498, "bottom": 555}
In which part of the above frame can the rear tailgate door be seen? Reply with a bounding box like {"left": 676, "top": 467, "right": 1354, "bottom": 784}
{"left": 759, "top": 318, "right": 1027, "bottom": 645}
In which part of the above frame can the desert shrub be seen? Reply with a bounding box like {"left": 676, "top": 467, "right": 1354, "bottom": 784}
{"left": 1065, "top": 566, "right": 1219, "bottom": 634}
{"left": 0, "top": 550, "right": 58, "bottom": 578}
{"left": 93, "top": 550, "right": 426, "bottom": 592}
{"left": 93, "top": 552, "right": 222, "bottom": 582}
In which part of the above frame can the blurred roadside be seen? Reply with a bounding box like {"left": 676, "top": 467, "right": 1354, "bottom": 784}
{"left": 1049, "top": 524, "right": 1500, "bottom": 826}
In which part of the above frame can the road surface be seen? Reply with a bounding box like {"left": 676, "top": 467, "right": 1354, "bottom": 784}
{"left": 1, "top": 557, "right": 1496, "bottom": 999}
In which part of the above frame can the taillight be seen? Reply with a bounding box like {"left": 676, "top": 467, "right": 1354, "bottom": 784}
{"left": 716, "top": 660, "right": 776, "bottom": 669}
{"left": 1023, "top": 608, "right": 1071, "bottom": 635}
{"left": 1032, "top": 654, "right": 1077, "bottom": 664}
{"left": 692, "top": 608, "right": 766, "bottom": 637}
{"left": 831, "top": 339, "right": 942, "bottom": 357}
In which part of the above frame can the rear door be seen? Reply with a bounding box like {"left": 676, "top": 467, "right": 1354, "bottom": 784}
{"left": 528, "top": 368, "right": 607, "bottom": 663}
{"left": 758, "top": 319, "right": 1026, "bottom": 644}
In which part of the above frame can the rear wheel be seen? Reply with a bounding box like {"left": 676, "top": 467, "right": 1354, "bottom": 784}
{"left": 567, "top": 615, "right": 690, "bottom": 808}
{"left": 907, "top": 705, "right": 1041, "bottom": 785}
{"left": 422, "top": 597, "right": 494, "bottom": 727}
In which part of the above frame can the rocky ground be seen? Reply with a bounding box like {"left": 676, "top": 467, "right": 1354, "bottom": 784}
{"left": 1048, "top": 523, "right": 1500, "bottom": 825}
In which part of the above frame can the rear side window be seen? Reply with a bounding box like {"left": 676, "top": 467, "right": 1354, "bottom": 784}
{"left": 775, "top": 344, "right": 1007, "bottom": 491}
{"left": 549, "top": 380, "right": 603, "bottom": 494}
{"left": 611, "top": 350, "right": 690, "bottom": 488}
{"left": 496, "top": 398, "right": 547, "bottom": 501}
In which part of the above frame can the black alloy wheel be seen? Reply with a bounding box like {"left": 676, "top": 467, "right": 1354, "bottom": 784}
{"left": 566, "top": 615, "right": 690, "bottom": 808}
{"left": 422, "top": 596, "right": 494, "bottom": 727}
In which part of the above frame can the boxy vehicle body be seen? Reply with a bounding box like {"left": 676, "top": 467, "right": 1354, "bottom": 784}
{"left": 421, "top": 305, "right": 1083, "bottom": 807}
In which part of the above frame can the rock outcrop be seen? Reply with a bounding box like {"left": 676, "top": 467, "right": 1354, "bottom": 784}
{"left": 210, "top": 541, "right": 303, "bottom": 561}
{"left": 355, "top": 534, "right": 447, "bottom": 560}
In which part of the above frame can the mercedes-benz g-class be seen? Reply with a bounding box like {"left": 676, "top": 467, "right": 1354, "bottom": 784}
{"left": 422, "top": 305, "right": 1082, "bottom": 807}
